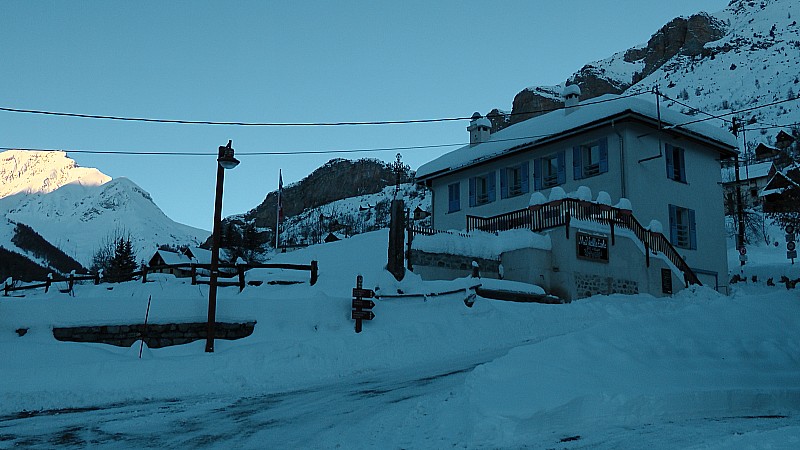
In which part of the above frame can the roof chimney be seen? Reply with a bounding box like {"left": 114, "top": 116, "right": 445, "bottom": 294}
{"left": 563, "top": 84, "right": 581, "bottom": 115}
{"left": 467, "top": 112, "right": 492, "bottom": 146}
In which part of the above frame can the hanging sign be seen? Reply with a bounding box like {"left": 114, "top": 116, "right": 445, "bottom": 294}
{"left": 576, "top": 231, "right": 609, "bottom": 262}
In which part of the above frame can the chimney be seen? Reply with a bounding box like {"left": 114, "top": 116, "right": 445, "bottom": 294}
{"left": 467, "top": 112, "right": 492, "bottom": 146}
{"left": 563, "top": 84, "right": 581, "bottom": 115}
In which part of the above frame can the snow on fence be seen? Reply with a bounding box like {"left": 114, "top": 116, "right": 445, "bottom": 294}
{"left": 3, "top": 272, "right": 100, "bottom": 296}
{"left": 3, "top": 261, "right": 319, "bottom": 297}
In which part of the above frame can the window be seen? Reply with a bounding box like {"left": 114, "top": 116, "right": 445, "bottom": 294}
{"left": 669, "top": 204, "right": 696, "bottom": 249}
{"left": 448, "top": 182, "right": 460, "bottom": 212}
{"left": 665, "top": 143, "right": 687, "bottom": 182}
{"left": 533, "top": 151, "right": 565, "bottom": 190}
{"left": 573, "top": 137, "right": 608, "bottom": 180}
{"left": 500, "top": 163, "right": 529, "bottom": 198}
{"left": 469, "top": 171, "right": 496, "bottom": 206}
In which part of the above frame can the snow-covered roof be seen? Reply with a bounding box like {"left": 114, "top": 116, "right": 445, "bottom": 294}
{"left": 153, "top": 250, "right": 191, "bottom": 266}
{"left": 416, "top": 94, "right": 738, "bottom": 180}
{"left": 721, "top": 161, "right": 774, "bottom": 183}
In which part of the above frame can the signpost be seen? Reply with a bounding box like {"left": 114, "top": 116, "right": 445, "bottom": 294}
{"left": 739, "top": 246, "right": 747, "bottom": 266}
{"left": 352, "top": 275, "right": 375, "bottom": 333}
{"left": 787, "top": 226, "right": 796, "bottom": 264}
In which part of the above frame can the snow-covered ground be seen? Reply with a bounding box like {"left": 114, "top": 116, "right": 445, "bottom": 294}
{"left": 1, "top": 229, "right": 799, "bottom": 448}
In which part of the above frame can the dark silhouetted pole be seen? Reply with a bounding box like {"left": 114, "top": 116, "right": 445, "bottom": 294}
{"left": 206, "top": 141, "right": 239, "bottom": 353}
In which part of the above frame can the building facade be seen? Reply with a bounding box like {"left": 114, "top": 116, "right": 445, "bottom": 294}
{"left": 415, "top": 91, "right": 738, "bottom": 294}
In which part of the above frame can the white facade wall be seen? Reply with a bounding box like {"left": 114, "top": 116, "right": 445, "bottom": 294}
{"left": 427, "top": 121, "right": 730, "bottom": 292}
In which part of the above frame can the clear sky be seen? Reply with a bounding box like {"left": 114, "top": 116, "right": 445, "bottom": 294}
{"left": 0, "top": 0, "right": 730, "bottom": 231}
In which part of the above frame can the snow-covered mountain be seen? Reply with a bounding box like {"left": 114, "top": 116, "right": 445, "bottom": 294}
{"left": 0, "top": 150, "right": 110, "bottom": 198}
{"left": 0, "top": 150, "right": 208, "bottom": 268}
{"left": 506, "top": 0, "right": 800, "bottom": 149}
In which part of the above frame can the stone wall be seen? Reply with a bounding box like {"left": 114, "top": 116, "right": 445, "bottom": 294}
{"left": 410, "top": 250, "right": 500, "bottom": 277}
{"left": 574, "top": 272, "right": 639, "bottom": 299}
{"left": 52, "top": 322, "right": 256, "bottom": 348}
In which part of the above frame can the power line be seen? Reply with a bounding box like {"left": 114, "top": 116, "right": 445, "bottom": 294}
{"left": 0, "top": 132, "right": 559, "bottom": 157}
{"left": 0, "top": 91, "right": 647, "bottom": 127}
{"left": 664, "top": 95, "right": 799, "bottom": 129}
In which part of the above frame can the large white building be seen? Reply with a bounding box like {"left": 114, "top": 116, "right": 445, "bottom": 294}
{"left": 414, "top": 89, "right": 738, "bottom": 297}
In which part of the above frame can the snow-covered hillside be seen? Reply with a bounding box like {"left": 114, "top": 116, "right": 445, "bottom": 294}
{"left": 1, "top": 227, "right": 798, "bottom": 448}
{"left": 518, "top": 0, "right": 799, "bottom": 148}
{"left": 278, "top": 183, "right": 431, "bottom": 247}
{"left": 0, "top": 150, "right": 207, "bottom": 267}
{"left": 640, "top": 0, "right": 800, "bottom": 143}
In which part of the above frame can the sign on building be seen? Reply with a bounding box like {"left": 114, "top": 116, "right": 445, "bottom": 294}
{"left": 576, "top": 231, "right": 609, "bottom": 262}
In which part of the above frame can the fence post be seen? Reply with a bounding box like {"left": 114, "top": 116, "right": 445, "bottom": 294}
{"left": 46, "top": 273, "right": 53, "bottom": 293}
{"left": 610, "top": 218, "right": 615, "bottom": 246}
{"left": 68, "top": 271, "right": 75, "bottom": 294}
{"left": 645, "top": 242, "right": 650, "bottom": 268}
{"left": 238, "top": 264, "right": 246, "bottom": 292}
{"left": 191, "top": 265, "right": 197, "bottom": 285}
{"left": 310, "top": 260, "right": 318, "bottom": 286}
{"left": 565, "top": 211, "right": 571, "bottom": 240}
{"left": 406, "top": 225, "right": 414, "bottom": 271}
{"left": 3, "top": 279, "right": 9, "bottom": 296}
{"left": 142, "top": 264, "right": 148, "bottom": 283}
{"left": 94, "top": 272, "right": 100, "bottom": 285}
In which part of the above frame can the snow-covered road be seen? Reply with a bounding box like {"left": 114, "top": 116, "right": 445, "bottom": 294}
{"left": 0, "top": 352, "right": 496, "bottom": 449}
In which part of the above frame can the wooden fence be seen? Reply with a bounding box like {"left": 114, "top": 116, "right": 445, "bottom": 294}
{"left": 3, "top": 272, "right": 100, "bottom": 296}
{"left": 423, "top": 198, "right": 700, "bottom": 286}
{"left": 3, "top": 261, "right": 319, "bottom": 296}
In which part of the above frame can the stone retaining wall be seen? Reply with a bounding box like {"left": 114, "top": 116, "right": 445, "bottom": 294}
{"left": 410, "top": 250, "right": 500, "bottom": 275}
{"left": 574, "top": 272, "right": 638, "bottom": 298}
{"left": 52, "top": 322, "right": 256, "bottom": 348}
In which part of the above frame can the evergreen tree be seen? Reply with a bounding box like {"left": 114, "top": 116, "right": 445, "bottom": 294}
{"left": 107, "top": 237, "right": 138, "bottom": 282}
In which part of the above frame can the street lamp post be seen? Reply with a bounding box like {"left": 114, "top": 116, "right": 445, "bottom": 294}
{"left": 206, "top": 140, "right": 240, "bottom": 353}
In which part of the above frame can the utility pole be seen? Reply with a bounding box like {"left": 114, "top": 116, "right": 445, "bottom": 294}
{"left": 732, "top": 118, "right": 746, "bottom": 253}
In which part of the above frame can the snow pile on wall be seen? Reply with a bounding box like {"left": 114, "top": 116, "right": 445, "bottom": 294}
{"left": 414, "top": 229, "right": 552, "bottom": 260}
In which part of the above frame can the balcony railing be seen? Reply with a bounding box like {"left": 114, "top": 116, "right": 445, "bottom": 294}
{"left": 462, "top": 198, "right": 701, "bottom": 286}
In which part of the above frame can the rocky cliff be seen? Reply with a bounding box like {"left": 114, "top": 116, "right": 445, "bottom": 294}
{"left": 505, "top": 11, "right": 727, "bottom": 127}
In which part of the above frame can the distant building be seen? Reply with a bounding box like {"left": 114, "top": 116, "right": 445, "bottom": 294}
{"left": 721, "top": 161, "right": 776, "bottom": 214}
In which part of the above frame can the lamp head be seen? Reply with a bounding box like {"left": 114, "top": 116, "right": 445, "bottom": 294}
{"left": 217, "top": 140, "right": 239, "bottom": 169}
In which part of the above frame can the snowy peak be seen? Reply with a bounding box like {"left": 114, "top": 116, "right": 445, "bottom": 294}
{"left": 0, "top": 150, "right": 111, "bottom": 199}
{"left": 507, "top": 0, "right": 800, "bottom": 143}
{"left": 0, "top": 151, "right": 207, "bottom": 268}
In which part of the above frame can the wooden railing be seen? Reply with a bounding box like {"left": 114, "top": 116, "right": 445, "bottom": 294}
{"left": 464, "top": 198, "right": 700, "bottom": 286}
{"left": 3, "top": 272, "right": 100, "bottom": 296}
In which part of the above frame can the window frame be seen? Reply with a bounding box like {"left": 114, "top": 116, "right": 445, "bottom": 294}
{"left": 469, "top": 171, "right": 496, "bottom": 207}
{"left": 447, "top": 182, "right": 460, "bottom": 213}
{"left": 668, "top": 204, "right": 697, "bottom": 250}
{"left": 500, "top": 163, "right": 529, "bottom": 199}
{"left": 665, "top": 143, "right": 687, "bottom": 183}
{"left": 573, "top": 137, "right": 609, "bottom": 180}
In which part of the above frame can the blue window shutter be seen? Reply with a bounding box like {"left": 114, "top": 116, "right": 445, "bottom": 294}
{"left": 665, "top": 143, "right": 674, "bottom": 180}
{"left": 487, "top": 171, "right": 496, "bottom": 203}
{"left": 573, "top": 146, "right": 583, "bottom": 180}
{"left": 688, "top": 208, "right": 697, "bottom": 250}
{"left": 668, "top": 204, "right": 678, "bottom": 243}
{"left": 557, "top": 151, "right": 566, "bottom": 185}
{"left": 678, "top": 147, "right": 686, "bottom": 182}
{"left": 520, "top": 163, "right": 529, "bottom": 194}
{"left": 533, "top": 158, "right": 542, "bottom": 190}
{"left": 599, "top": 138, "right": 608, "bottom": 173}
{"left": 448, "top": 183, "right": 459, "bottom": 212}
{"left": 469, "top": 177, "right": 476, "bottom": 207}
{"left": 500, "top": 167, "right": 508, "bottom": 199}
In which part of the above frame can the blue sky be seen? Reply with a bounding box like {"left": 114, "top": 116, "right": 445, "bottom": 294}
{"left": 0, "top": 1, "right": 730, "bottom": 231}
